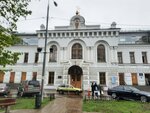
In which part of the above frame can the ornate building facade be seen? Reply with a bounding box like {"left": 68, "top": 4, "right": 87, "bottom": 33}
{"left": 0, "top": 12, "right": 150, "bottom": 90}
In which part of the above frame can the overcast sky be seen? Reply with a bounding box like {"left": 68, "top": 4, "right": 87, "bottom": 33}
{"left": 16, "top": 0, "right": 150, "bottom": 33}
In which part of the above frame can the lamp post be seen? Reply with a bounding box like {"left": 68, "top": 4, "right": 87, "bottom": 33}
{"left": 41, "top": 0, "right": 57, "bottom": 101}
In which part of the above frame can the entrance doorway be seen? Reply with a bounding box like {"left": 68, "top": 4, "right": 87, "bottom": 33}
{"left": 131, "top": 73, "right": 138, "bottom": 85}
{"left": 145, "top": 73, "right": 150, "bottom": 86}
{"left": 119, "top": 73, "right": 125, "bottom": 85}
{"left": 0, "top": 71, "right": 4, "bottom": 83}
{"left": 68, "top": 65, "right": 83, "bottom": 88}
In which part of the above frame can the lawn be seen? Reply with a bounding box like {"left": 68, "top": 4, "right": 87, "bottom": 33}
{"left": 83, "top": 100, "right": 150, "bottom": 113}
{"left": 0, "top": 97, "right": 50, "bottom": 112}
{"left": 12, "top": 97, "right": 50, "bottom": 109}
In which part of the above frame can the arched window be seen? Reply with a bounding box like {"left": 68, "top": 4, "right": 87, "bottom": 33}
{"left": 72, "top": 43, "right": 82, "bottom": 59}
{"left": 97, "top": 44, "right": 105, "bottom": 62}
{"left": 49, "top": 45, "right": 57, "bottom": 62}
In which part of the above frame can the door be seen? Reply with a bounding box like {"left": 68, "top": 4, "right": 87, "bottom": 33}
{"left": 70, "top": 75, "right": 81, "bottom": 88}
{"left": 10, "top": 72, "right": 15, "bottom": 83}
{"left": 0, "top": 71, "right": 4, "bottom": 83}
{"left": 145, "top": 74, "right": 150, "bottom": 86}
{"left": 21, "top": 72, "right": 26, "bottom": 82}
{"left": 131, "top": 73, "right": 138, "bottom": 85}
{"left": 119, "top": 73, "right": 125, "bottom": 85}
{"left": 68, "top": 65, "right": 83, "bottom": 88}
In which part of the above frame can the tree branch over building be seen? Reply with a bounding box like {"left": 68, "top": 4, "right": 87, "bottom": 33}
{"left": 0, "top": 0, "right": 32, "bottom": 67}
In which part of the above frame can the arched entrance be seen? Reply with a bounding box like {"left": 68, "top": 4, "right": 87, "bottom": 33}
{"left": 68, "top": 65, "right": 83, "bottom": 88}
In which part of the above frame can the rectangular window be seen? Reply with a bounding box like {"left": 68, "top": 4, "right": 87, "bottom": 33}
{"left": 103, "top": 32, "right": 106, "bottom": 36}
{"left": 71, "top": 32, "right": 74, "bottom": 36}
{"left": 108, "top": 32, "right": 111, "bottom": 36}
{"left": 130, "top": 52, "right": 135, "bottom": 64}
{"left": 32, "top": 72, "right": 37, "bottom": 80}
{"left": 24, "top": 53, "right": 28, "bottom": 63}
{"left": 89, "top": 32, "right": 92, "bottom": 36}
{"left": 53, "top": 33, "right": 56, "bottom": 37}
{"left": 57, "top": 33, "right": 60, "bottom": 37}
{"left": 84, "top": 32, "right": 87, "bottom": 36}
{"left": 142, "top": 52, "right": 148, "bottom": 64}
{"left": 80, "top": 32, "right": 83, "bottom": 36}
{"left": 75, "top": 32, "right": 78, "bottom": 36}
{"left": 67, "top": 33, "right": 69, "bottom": 36}
{"left": 48, "top": 72, "right": 54, "bottom": 85}
{"left": 49, "top": 33, "right": 51, "bottom": 37}
{"left": 117, "top": 52, "right": 123, "bottom": 64}
{"left": 62, "top": 33, "right": 65, "bottom": 37}
{"left": 99, "top": 32, "right": 101, "bottom": 36}
{"left": 99, "top": 72, "right": 106, "bottom": 85}
{"left": 113, "top": 31, "right": 116, "bottom": 35}
{"left": 58, "top": 76, "right": 62, "bottom": 79}
{"left": 34, "top": 53, "right": 39, "bottom": 63}
{"left": 94, "top": 32, "right": 97, "bottom": 36}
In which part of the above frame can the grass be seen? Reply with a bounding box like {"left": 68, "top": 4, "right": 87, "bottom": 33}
{"left": 0, "top": 97, "right": 51, "bottom": 112}
{"left": 83, "top": 100, "right": 150, "bottom": 113}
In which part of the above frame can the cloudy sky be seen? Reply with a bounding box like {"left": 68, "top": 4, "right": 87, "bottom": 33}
{"left": 16, "top": 0, "right": 150, "bottom": 32}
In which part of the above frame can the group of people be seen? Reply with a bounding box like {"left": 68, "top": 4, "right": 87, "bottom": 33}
{"left": 91, "top": 82, "right": 101, "bottom": 98}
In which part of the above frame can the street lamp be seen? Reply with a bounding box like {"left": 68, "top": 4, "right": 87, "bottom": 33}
{"left": 41, "top": 0, "right": 57, "bottom": 101}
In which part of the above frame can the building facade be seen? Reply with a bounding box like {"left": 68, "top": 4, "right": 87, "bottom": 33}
{"left": 0, "top": 12, "right": 150, "bottom": 90}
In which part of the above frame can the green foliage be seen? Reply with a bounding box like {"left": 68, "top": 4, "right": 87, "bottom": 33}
{"left": 83, "top": 100, "right": 150, "bottom": 113}
{"left": 0, "top": 0, "right": 32, "bottom": 30}
{"left": 0, "top": 0, "right": 32, "bottom": 67}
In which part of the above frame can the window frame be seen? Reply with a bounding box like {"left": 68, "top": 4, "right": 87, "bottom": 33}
{"left": 72, "top": 43, "right": 82, "bottom": 59}
{"left": 24, "top": 53, "right": 28, "bottom": 63}
{"left": 129, "top": 52, "right": 135, "bottom": 64}
{"left": 49, "top": 45, "right": 57, "bottom": 62}
{"left": 48, "top": 72, "right": 54, "bottom": 85}
{"left": 142, "top": 52, "right": 148, "bottom": 64}
{"left": 97, "top": 44, "right": 106, "bottom": 62}
{"left": 118, "top": 52, "right": 123, "bottom": 64}
{"left": 99, "top": 72, "right": 106, "bottom": 85}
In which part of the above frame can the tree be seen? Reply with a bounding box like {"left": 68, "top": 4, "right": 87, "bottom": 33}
{"left": 0, "top": 0, "right": 32, "bottom": 67}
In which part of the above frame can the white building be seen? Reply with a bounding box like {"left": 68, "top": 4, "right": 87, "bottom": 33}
{"left": 0, "top": 12, "right": 150, "bottom": 90}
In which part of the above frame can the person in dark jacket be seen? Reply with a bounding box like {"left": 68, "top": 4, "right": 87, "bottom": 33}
{"left": 94, "top": 83, "right": 98, "bottom": 97}
{"left": 91, "top": 82, "right": 95, "bottom": 98}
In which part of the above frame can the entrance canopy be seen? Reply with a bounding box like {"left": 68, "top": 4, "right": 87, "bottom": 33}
{"left": 68, "top": 65, "right": 83, "bottom": 76}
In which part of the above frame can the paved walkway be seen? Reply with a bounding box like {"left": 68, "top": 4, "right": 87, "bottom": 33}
{"left": 8, "top": 94, "right": 83, "bottom": 113}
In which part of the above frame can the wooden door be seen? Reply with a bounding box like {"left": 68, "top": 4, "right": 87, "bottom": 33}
{"left": 0, "top": 71, "right": 4, "bottom": 83}
{"left": 10, "top": 72, "right": 15, "bottom": 83}
{"left": 132, "top": 73, "right": 138, "bottom": 85}
{"left": 21, "top": 72, "right": 26, "bottom": 82}
{"left": 70, "top": 75, "right": 81, "bottom": 88}
{"left": 119, "top": 73, "right": 125, "bottom": 85}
